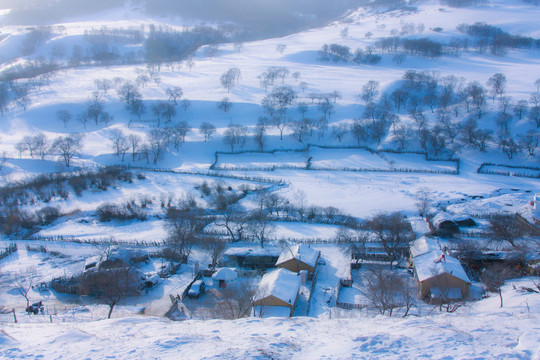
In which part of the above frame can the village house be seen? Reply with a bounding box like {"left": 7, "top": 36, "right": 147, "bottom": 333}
{"left": 252, "top": 268, "right": 301, "bottom": 317}
{"left": 275, "top": 244, "right": 320, "bottom": 274}
{"left": 410, "top": 237, "right": 471, "bottom": 302}
{"left": 219, "top": 246, "right": 280, "bottom": 270}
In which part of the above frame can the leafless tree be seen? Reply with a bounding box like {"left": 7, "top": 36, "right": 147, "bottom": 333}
{"left": 108, "top": 129, "right": 129, "bottom": 161}
{"left": 165, "top": 205, "right": 213, "bottom": 262}
{"left": 481, "top": 263, "right": 514, "bottom": 308}
{"left": 276, "top": 43, "right": 287, "bottom": 54}
{"left": 199, "top": 122, "right": 216, "bottom": 142}
{"left": 488, "top": 214, "right": 527, "bottom": 249}
{"left": 360, "top": 80, "right": 380, "bottom": 106}
{"left": 363, "top": 267, "right": 403, "bottom": 316}
{"left": 415, "top": 188, "right": 433, "bottom": 219}
{"left": 52, "top": 134, "right": 84, "bottom": 167}
{"left": 487, "top": 73, "right": 506, "bottom": 102}
{"left": 367, "top": 212, "right": 414, "bottom": 269}
{"left": 127, "top": 98, "right": 146, "bottom": 122}
{"left": 80, "top": 265, "right": 140, "bottom": 318}
{"left": 166, "top": 86, "right": 183, "bottom": 105}
{"left": 202, "top": 237, "right": 226, "bottom": 270}
{"left": 213, "top": 281, "right": 256, "bottom": 319}
{"left": 217, "top": 97, "right": 232, "bottom": 113}
{"left": 223, "top": 124, "right": 248, "bottom": 150}
{"left": 519, "top": 130, "right": 539, "bottom": 156}
{"left": 56, "top": 109, "right": 72, "bottom": 128}
{"left": 254, "top": 117, "right": 267, "bottom": 150}
{"left": 247, "top": 211, "right": 274, "bottom": 248}
{"left": 10, "top": 268, "right": 38, "bottom": 307}
{"left": 220, "top": 68, "right": 241, "bottom": 93}
{"left": 127, "top": 134, "right": 142, "bottom": 161}
{"left": 513, "top": 100, "right": 528, "bottom": 120}
{"left": 146, "top": 128, "right": 169, "bottom": 164}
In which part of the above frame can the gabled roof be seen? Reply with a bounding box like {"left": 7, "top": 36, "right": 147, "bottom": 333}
{"left": 254, "top": 268, "right": 300, "bottom": 305}
{"left": 414, "top": 250, "right": 471, "bottom": 284}
{"left": 276, "top": 244, "right": 320, "bottom": 268}
{"left": 410, "top": 236, "right": 440, "bottom": 258}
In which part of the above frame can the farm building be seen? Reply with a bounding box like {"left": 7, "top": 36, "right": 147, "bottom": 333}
{"left": 276, "top": 244, "right": 320, "bottom": 273}
{"left": 411, "top": 237, "right": 471, "bottom": 302}
{"left": 212, "top": 268, "right": 237, "bottom": 288}
{"left": 432, "top": 213, "right": 460, "bottom": 235}
{"left": 219, "top": 247, "right": 280, "bottom": 270}
{"left": 252, "top": 268, "right": 301, "bottom": 317}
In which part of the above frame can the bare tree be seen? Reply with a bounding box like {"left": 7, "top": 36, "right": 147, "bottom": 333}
{"left": 360, "top": 80, "right": 380, "bottom": 106}
{"left": 202, "top": 237, "right": 226, "bottom": 270}
{"left": 223, "top": 124, "right": 248, "bottom": 151}
{"left": 254, "top": 117, "right": 267, "bottom": 150}
{"left": 220, "top": 68, "right": 241, "bottom": 93}
{"left": 10, "top": 269, "right": 38, "bottom": 307}
{"left": 32, "top": 133, "right": 48, "bottom": 160}
{"left": 519, "top": 130, "right": 539, "bottom": 156}
{"left": 52, "top": 134, "right": 83, "bottom": 167}
{"left": 217, "top": 97, "right": 232, "bottom": 113}
{"left": 127, "top": 134, "right": 142, "bottom": 161}
{"left": 146, "top": 129, "right": 169, "bottom": 164}
{"left": 487, "top": 73, "right": 506, "bottom": 102}
{"left": 213, "top": 281, "right": 256, "bottom": 319}
{"left": 276, "top": 43, "right": 287, "bottom": 54}
{"left": 165, "top": 206, "right": 213, "bottom": 262}
{"left": 108, "top": 129, "right": 129, "bottom": 161}
{"left": 117, "top": 82, "right": 141, "bottom": 105}
{"left": 166, "top": 86, "right": 183, "bottom": 105}
{"left": 80, "top": 265, "right": 140, "bottom": 318}
{"left": 363, "top": 267, "right": 402, "bottom": 316}
{"left": 247, "top": 211, "right": 274, "bottom": 248}
{"left": 513, "top": 100, "right": 528, "bottom": 120}
{"left": 270, "top": 116, "right": 289, "bottom": 141}
{"left": 199, "top": 122, "right": 216, "bottom": 142}
{"left": 368, "top": 212, "right": 414, "bottom": 269}
{"left": 488, "top": 214, "right": 527, "bottom": 249}
{"left": 481, "top": 263, "right": 513, "bottom": 308}
{"left": 56, "top": 109, "right": 72, "bottom": 128}
{"left": 127, "top": 98, "right": 146, "bottom": 121}
{"left": 415, "top": 188, "right": 433, "bottom": 219}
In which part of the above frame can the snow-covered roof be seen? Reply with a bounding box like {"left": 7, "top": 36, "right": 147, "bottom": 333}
{"left": 276, "top": 244, "right": 320, "bottom": 268}
{"left": 410, "top": 237, "right": 441, "bottom": 259}
{"left": 254, "top": 268, "right": 301, "bottom": 305}
{"left": 212, "top": 268, "right": 237, "bottom": 281}
{"left": 223, "top": 246, "right": 281, "bottom": 257}
{"left": 414, "top": 251, "right": 471, "bottom": 284}
{"left": 432, "top": 213, "right": 457, "bottom": 227}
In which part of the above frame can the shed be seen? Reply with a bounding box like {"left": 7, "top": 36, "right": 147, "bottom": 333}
{"left": 432, "top": 213, "right": 459, "bottom": 234}
{"left": 219, "top": 246, "right": 281, "bottom": 270}
{"left": 252, "top": 268, "right": 301, "bottom": 317}
{"left": 276, "top": 244, "right": 320, "bottom": 273}
{"left": 212, "top": 268, "right": 237, "bottom": 288}
{"left": 413, "top": 250, "right": 471, "bottom": 301}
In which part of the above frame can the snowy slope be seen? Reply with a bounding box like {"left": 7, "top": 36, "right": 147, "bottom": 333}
{"left": 1, "top": 278, "right": 539, "bottom": 359}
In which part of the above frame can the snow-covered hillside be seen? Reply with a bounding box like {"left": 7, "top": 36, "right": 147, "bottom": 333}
{"left": 0, "top": 0, "right": 539, "bottom": 358}
{"left": 1, "top": 278, "right": 539, "bottom": 359}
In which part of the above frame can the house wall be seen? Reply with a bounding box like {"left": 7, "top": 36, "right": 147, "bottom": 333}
{"left": 277, "top": 258, "right": 317, "bottom": 273}
{"left": 418, "top": 273, "right": 470, "bottom": 300}
{"left": 253, "top": 295, "right": 294, "bottom": 316}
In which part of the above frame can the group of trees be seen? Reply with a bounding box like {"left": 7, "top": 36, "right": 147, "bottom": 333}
{"left": 15, "top": 133, "right": 83, "bottom": 167}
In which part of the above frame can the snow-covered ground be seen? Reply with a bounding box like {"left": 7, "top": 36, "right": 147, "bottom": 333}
{"left": 0, "top": 0, "right": 540, "bottom": 358}
{"left": 1, "top": 278, "right": 539, "bottom": 359}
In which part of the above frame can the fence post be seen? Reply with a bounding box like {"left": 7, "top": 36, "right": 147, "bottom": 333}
{"left": 12, "top": 308, "right": 17, "bottom": 323}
